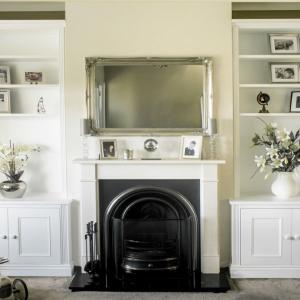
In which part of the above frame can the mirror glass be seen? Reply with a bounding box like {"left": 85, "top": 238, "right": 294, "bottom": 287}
{"left": 86, "top": 58, "right": 213, "bottom": 133}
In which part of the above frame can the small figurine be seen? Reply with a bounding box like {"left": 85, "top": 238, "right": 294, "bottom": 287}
{"left": 257, "top": 91, "right": 270, "bottom": 113}
{"left": 37, "top": 97, "right": 46, "bottom": 114}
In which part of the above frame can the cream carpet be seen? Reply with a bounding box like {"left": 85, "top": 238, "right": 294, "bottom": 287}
{"left": 21, "top": 277, "right": 300, "bottom": 300}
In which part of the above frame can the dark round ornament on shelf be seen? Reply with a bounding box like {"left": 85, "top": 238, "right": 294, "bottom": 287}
{"left": 257, "top": 91, "right": 270, "bottom": 113}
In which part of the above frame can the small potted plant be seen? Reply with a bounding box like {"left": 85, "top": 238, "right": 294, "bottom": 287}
{"left": 252, "top": 121, "right": 300, "bottom": 199}
{"left": 0, "top": 141, "right": 39, "bottom": 198}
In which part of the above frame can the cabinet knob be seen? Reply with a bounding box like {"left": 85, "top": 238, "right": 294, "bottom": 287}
{"left": 294, "top": 235, "right": 300, "bottom": 240}
{"left": 1, "top": 235, "right": 7, "bottom": 239}
{"left": 284, "top": 235, "right": 294, "bottom": 240}
{"left": 11, "top": 235, "right": 18, "bottom": 239}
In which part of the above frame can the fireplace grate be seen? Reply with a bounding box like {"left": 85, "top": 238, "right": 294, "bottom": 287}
{"left": 122, "top": 238, "right": 179, "bottom": 272}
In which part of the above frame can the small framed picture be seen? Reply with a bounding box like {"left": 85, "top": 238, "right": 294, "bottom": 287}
{"left": 181, "top": 136, "right": 203, "bottom": 159}
{"left": 0, "top": 90, "right": 10, "bottom": 113}
{"left": 271, "top": 64, "right": 299, "bottom": 83}
{"left": 0, "top": 66, "right": 10, "bottom": 84}
{"left": 25, "top": 72, "right": 42, "bottom": 84}
{"left": 269, "top": 34, "right": 299, "bottom": 54}
{"left": 100, "top": 139, "right": 117, "bottom": 159}
{"left": 290, "top": 91, "right": 300, "bottom": 112}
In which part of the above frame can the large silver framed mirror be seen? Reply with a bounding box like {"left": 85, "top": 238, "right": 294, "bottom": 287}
{"left": 85, "top": 57, "right": 214, "bottom": 134}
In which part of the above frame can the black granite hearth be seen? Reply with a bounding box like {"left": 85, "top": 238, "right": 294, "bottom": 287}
{"left": 69, "top": 266, "right": 231, "bottom": 293}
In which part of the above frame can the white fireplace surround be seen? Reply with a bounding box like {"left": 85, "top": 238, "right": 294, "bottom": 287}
{"left": 76, "top": 159, "right": 224, "bottom": 274}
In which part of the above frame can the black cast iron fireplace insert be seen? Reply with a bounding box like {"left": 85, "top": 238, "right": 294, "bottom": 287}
{"left": 104, "top": 186, "right": 198, "bottom": 278}
{"left": 69, "top": 180, "right": 230, "bottom": 293}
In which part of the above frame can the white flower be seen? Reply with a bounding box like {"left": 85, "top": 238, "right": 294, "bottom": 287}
{"left": 270, "top": 122, "right": 278, "bottom": 129}
{"left": 254, "top": 155, "right": 266, "bottom": 172}
{"left": 266, "top": 144, "right": 278, "bottom": 159}
{"left": 276, "top": 128, "right": 290, "bottom": 143}
{"left": 271, "top": 157, "right": 284, "bottom": 169}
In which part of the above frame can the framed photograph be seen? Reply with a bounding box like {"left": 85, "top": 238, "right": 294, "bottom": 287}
{"left": 100, "top": 139, "right": 117, "bottom": 159}
{"left": 181, "top": 136, "right": 203, "bottom": 159}
{"left": 270, "top": 34, "right": 299, "bottom": 54}
{"left": 0, "top": 66, "right": 10, "bottom": 84}
{"left": 0, "top": 90, "right": 10, "bottom": 113}
{"left": 25, "top": 72, "right": 42, "bottom": 84}
{"left": 271, "top": 64, "right": 299, "bottom": 83}
{"left": 290, "top": 91, "right": 300, "bottom": 112}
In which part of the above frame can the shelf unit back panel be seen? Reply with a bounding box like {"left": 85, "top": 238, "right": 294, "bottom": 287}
{"left": 0, "top": 29, "right": 59, "bottom": 57}
{"left": 0, "top": 118, "right": 63, "bottom": 194}
{"left": 239, "top": 117, "right": 300, "bottom": 197}
{"left": 1, "top": 61, "right": 59, "bottom": 84}
{"left": 239, "top": 28, "right": 300, "bottom": 55}
{"left": 8, "top": 88, "right": 59, "bottom": 114}
{"left": 240, "top": 88, "right": 296, "bottom": 113}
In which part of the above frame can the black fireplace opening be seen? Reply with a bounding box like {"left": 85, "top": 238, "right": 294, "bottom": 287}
{"left": 101, "top": 180, "right": 200, "bottom": 285}
{"left": 108, "top": 188, "right": 197, "bottom": 279}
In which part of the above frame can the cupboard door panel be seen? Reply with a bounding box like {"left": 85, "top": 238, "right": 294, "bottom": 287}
{"left": 8, "top": 207, "right": 61, "bottom": 265}
{"left": 241, "top": 209, "right": 292, "bottom": 266}
{"left": 292, "top": 209, "right": 300, "bottom": 265}
{"left": 0, "top": 208, "right": 8, "bottom": 259}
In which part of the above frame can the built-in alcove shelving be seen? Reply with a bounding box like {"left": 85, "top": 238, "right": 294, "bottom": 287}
{"left": 233, "top": 20, "right": 300, "bottom": 197}
{"left": 0, "top": 20, "right": 66, "bottom": 197}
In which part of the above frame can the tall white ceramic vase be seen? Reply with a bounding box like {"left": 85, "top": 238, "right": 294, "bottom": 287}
{"left": 271, "top": 172, "right": 298, "bottom": 199}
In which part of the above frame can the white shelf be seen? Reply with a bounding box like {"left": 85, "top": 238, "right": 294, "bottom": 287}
{"left": 0, "top": 113, "right": 50, "bottom": 118}
{"left": 240, "top": 113, "right": 300, "bottom": 117}
{"left": 239, "top": 54, "right": 300, "bottom": 62}
{"left": 0, "top": 55, "right": 58, "bottom": 62}
{"left": 240, "top": 83, "right": 300, "bottom": 88}
{"left": 0, "top": 84, "right": 59, "bottom": 89}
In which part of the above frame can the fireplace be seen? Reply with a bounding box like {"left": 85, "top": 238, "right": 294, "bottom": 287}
{"left": 101, "top": 181, "right": 200, "bottom": 282}
{"left": 70, "top": 159, "right": 230, "bottom": 292}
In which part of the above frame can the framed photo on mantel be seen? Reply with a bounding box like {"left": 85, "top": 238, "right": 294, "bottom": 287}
{"left": 100, "top": 139, "right": 117, "bottom": 159}
{"left": 181, "top": 136, "right": 203, "bottom": 159}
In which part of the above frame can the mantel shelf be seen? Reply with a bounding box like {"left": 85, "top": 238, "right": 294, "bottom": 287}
{"left": 240, "top": 113, "right": 300, "bottom": 117}
{"left": 240, "top": 83, "right": 300, "bottom": 88}
{"left": 74, "top": 158, "right": 226, "bottom": 165}
{"left": 0, "top": 84, "right": 59, "bottom": 89}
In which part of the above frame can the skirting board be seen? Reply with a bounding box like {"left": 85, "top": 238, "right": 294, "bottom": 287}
{"left": 0, "top": 264, "right": 73, "bottom": 277}
{"left": 231, "top": 266, "right": 300, "bottom": 278}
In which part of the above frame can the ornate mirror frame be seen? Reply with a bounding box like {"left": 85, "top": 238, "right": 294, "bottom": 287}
{"left": 85, "top": 57, "right": 214, "bottom": 135}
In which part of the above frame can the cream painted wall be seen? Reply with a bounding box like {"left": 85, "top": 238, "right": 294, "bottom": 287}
{"left": 65, "top": 0, "right": 233, "bottom": 266}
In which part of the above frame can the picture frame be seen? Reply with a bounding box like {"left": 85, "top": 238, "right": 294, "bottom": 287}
{"left": 100, "top": 139, "right": 117, "bottom": 159}
{"left": 0, "top": 90, "right": 11, "bottom": 113}
{"left": 271, "top": 64, "right": 299, "bottom": 83}
{"left": 290, "top": 91, "right": 300, "bottom": 112}
{"left": 0, "top": 66, "right": 10, "bottom": 84}
{"left": 181, "top": 136, "right": 203, "bottom": 159}
{"left": 269, "top": 34, "right": 299, "bottom": 54}
{"left": 25, "top": 72, "right": 43, "bottom": 84}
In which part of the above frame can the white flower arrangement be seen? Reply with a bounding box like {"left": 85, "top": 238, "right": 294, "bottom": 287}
{"left": 252, "top": 121, "right": 300, "bottom": 179}
{"left": 0, "top": 141, "right": 40, "bottom": 183}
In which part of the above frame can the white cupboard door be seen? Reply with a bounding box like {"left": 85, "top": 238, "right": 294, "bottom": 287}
{"left": 8, "top": 207, "right": 61, "bottom": 265}
{"left": 292, "top": 209, "right": 300, "bottom": 265}
{"left": 0, "top": 208, "right": 8, "bottom": 259}
{"left": 241, "top": 209, "right": 292, "bottom": 266}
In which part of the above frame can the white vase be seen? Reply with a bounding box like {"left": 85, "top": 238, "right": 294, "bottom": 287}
{"left": 271, "top": 172, "right": 298, "bottom": 199}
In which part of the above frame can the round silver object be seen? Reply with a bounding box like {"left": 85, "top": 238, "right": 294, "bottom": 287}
{"left": 0, "top": 181, "right": 27, "bottom": 198}
{"left": 144, "top": 139, "right": 158, "bottom": 152}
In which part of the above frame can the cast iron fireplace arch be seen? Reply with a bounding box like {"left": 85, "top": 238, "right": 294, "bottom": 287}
{"left": 103, "top": 186, "right": 199, "bottom": 273}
